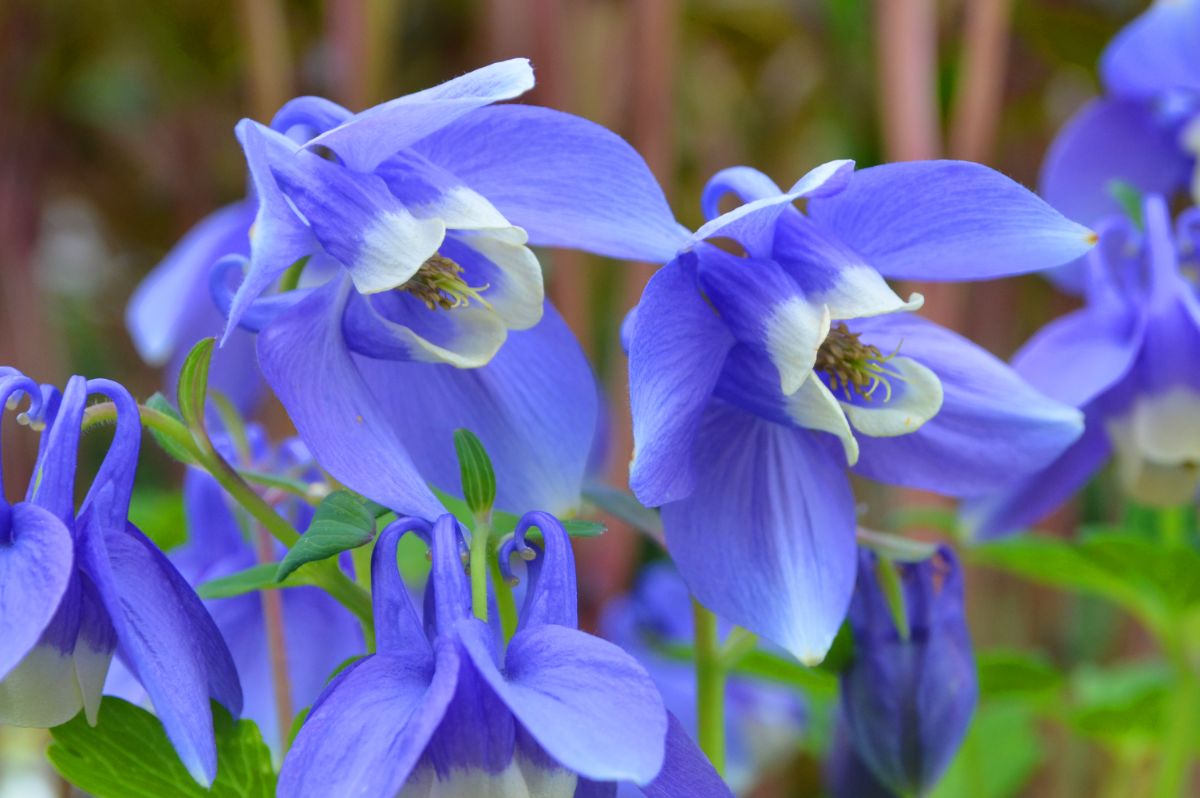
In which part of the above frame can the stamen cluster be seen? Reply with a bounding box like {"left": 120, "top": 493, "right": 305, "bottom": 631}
{"left": 402, "top": 253, "right": 492, "bottom": 311}
{"left": 815, "top": 322, "right": 901, "bottom": 402}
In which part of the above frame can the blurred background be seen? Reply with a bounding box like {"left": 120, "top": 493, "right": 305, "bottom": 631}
{"left": 0, "top": 0, "right": 1172, "bottom": 795}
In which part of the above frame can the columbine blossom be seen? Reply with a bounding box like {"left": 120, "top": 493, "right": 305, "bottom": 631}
{"left": 0, "top": 370, "right": 240, "bottom": 786}
{"left": 970, "top": 195, "right": 1200, "bottom": 537}
{"left": 104, "top": 426, "right": 363, "bottom": 749}
{"left": 1041, "top": 0, "right": 1200, "bottom": 291}
{"left": 600, "top": 563, "right": 805, "bottom": 794}
{"left": 205, "top": 59, "right": 685, "bottom": 522}
{"left": 279, "top": 512, "right": 729, "bottom": 797}
{"left": 627, "top": 160, "right": 1092, "bottom": 663}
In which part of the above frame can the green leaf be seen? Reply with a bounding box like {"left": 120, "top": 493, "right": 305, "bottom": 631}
{"left": 1066, "top": 662, "right": 1172, "bottom": 748}
{"left": 197, "top": 563, "right": 287, "bottom": 599}
{"left": 453, "top": 428, "right": 496, "bottom": 519}
{"left": 929, "top": 703, "right": 1043, "bottom": 798}
{"left": 977, "top": 649, "right": 1064, "bottom": 701}
{"left": 873, "top": 554, "right": 910, "bottom": 640}
{"left": 144, "top": 393, "right": 199, "bottom": 466}
{"left": 657, "top": 641, "right": 839, "bottom": 697}
{"left": 176, "top": 337, "right": 215, "bottom": 431}
{"left": 561, "top": 518, "right": 606, "bottom": 538}
{"left": 275, "top": 491, "right": 376, "bottom": 582}
{"left": 1108, "top": 179, "right": 1144, "bottom": 230}
{"left": 582, "top": 483, "right": 663, "bottom": 539}
{"left": 48, "top": 697, "right": 275, "bottom": 797}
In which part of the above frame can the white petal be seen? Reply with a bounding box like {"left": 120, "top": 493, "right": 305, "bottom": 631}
{"left": 1107, "top": 387, "right": 1200, "bottom": 506}
{"left": 840, "top": 355, "right": 944, "bottom": 438}
{"left": 453, "top": 230, "right": 545, "bottom": 331}
{"left": 785, "top": 374, "right": 859, "bottom": 465}
{"left": 819, "top": 265, "right": 923, "bottom": 321}
{"left": 765, "top": 298, "right": 831, "bottom": 396}
{"left": 0, "top": 645, "right": 87, "bottom": 727}
{"left": 414, "top": 185, "right": 515, "bottom": 233}
{"left": 353, "top": 210, "right": 446, "bottom": 295}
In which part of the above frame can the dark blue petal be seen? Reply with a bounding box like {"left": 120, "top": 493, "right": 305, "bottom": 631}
{"left": 509, "top": 512, "right": 578, "bottom": 632}
{"left": 0, "top": 503, "right": 73, "bottom": 680}
{"left": 308, "top": 59, "right": 535, "bottom": 173}
{"left": 807, "top": 160, "right": 1096, "bottom": 281}
{"left": 459, "top": 620, "right": 669, "bottom": 785}
{"left": 256, "top": 276, "right": 446, "bottom": 519}
{"left": 412, "top": 104, "right": 687, "bottom": 261}
{"left": 26, "top": 375, "right": 87, "bottom": 525}
{"left": 372, "top": 517, "right": 434, "bottom": 655}
{"left": 851, "top": 314, "right": 1084, "bottom": 496}
{"left": 1100, "top": 0, "right": 1200, "bottom": 98}
{"left": 628, "top": 257, "right": 735, "bottom": 506}
{"left": 638, "top": 712, "right": 733, "bottom": 798}
{"left": 661, "top": 401, "right": 857, "bottom": 664}
{"left": 428, "top": 515, "right": 473, "bottom": 639}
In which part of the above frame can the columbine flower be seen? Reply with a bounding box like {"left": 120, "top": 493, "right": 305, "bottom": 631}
{"left": 1041, "top": 0, "right": 1200, "bottom": 291}
{"left": 104, "top": 425, "right": 362, "bottom": 750}
{"left": 201, "top": 59, "right": 684, "bottom": 521}
{"left": 969, "top": 195, "right": 1200, "bottom": 537}
{"left": 627, "top": 160, "right": 1091, "bottom": 662}
{"left": 600, "top": 563, "right": 805, "bottom": 794}
{"left": 838, "top": 547, "right": 976, "bottom": 797}
{"left": 279, "top": 512, "right": 730, "bottom": 797}
{"left": 0, "top": 370, "right": 240, "bottom": 786}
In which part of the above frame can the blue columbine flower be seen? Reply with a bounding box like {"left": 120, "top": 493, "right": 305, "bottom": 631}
{"left": 104, "top": 425, "right": 363, "bottom": 750}
{"left": 838, "top": 546, "right": 977, "bottom": 797}
{"left": 969, "top": 195, "right": 1200, "bottom": 537}
{"left": 0, "top": 370, "right": 241, "bottom": 786}
{"left": 627, "top": 160, "right": 1092, "bottom": 663}
{"left": 600, "top": 562, "right": 805, "bottom": 794}
{"left": 200, "top": 59, "right": 684, "bottom": 521}
{"left": 279, "top": 512, "right": 730, "bottom": 797}
{"left": 1041, "top": 0, "right": 1200, "bottom": 291}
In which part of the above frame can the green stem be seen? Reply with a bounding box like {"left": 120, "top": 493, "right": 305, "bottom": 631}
{"left": 469, "top": 518, "right": 492, "bottom": 622}
{"left": 491, "top": 557, "right": 518, "bottom": 641}
{"left": 1158, "top": 506, "right": 1190, "bottom": 549}
{"left": 1152, "top": 655, "right": 1198, "bottom": 798}
{"left": 693, "top": 599, "right": 726, "bottom": 775}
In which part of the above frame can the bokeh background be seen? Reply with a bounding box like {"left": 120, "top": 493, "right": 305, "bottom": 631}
{"left": 0, "top": 0, "right": 1173, "bottom": 795}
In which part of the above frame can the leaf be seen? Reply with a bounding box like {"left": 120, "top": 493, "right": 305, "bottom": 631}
{"left": 929, "top": 703, "right": 1043, "bottom": 798}
{"left": 582, "top": 483, "right": 663, "bottom": 540}
{"left": 453, "top": 428, "right": 496, "bottom": 519}
{"left": 977, "top": 649, "right": 1064, "bottom": 701}
{"left": 144, "top": 393, "right": 199, "bottom": 466}
{"left": 561, "top": 519, "right": 607, "bottom": 538}
{"left": 657, "top": 641, "right": 839, "bottom": 697}
{"left": 176, "top": 337, "right": 215, "bottom": 431}
{"left": 1066, "top": 662, "right": 1173, "bottom": 749}
{"left": 275, "top": 491, "right": 376, "bottom": 582}
{"left": 48, "top": 697, "right": 275, "bottom": 797}
{"left": 198, "top": 563, "right": 289, "bottom": 599}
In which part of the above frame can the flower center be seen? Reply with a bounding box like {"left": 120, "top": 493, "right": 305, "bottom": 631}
{"left": 401, "top": 253, "right": 491, "bottom": 311}
{"left": 815, "top": 322, "right": 904, "bottom": 402}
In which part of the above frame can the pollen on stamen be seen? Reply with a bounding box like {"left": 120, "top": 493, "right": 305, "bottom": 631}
{"left": 400, "top": 253, "right": 492, "bottom": 312}
{"left": 815, "top": 323, "right": 907, "bottom": 403}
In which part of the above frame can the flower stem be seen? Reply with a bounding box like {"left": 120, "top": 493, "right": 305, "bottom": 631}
{"left": 491, "top": 557, "right": 518, "bottom": 641}
{"left": 1152, "top": 652, "right": 1198, "bottom": 798}
{"left": 693, "top": 598, "right": 726, "bottom": 775}
{"left": 1158, "top": 506, "right": 1190, "bottom": 549}
{"left": 469, "top": 518, "right": 492, "bottom": 622}
{"left": 254, "top": 525, "right": 294, "bottom": 753}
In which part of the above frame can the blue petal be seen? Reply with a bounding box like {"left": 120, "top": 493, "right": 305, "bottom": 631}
{"left": 661, "top": 401, "right": 857, "bottom": 664}
{"left": 428, "top": 515, "right": 473, "bottom": 638}
{"left": 27, "top": 375, "right": 87, "bottom": 525}
{"left": 126, "top": 202, "right": 252, "bottom": 365}
{"left": 0, "top": 503, "right": 73, "bottom": 679}
{"left": 353, "top": 301, "right": 600, "bottom": 515}
{"left": 700, "top": 166, "right": 783, "bottom": 221}
{"left": 688, "top": 160, "right": 855, "bottom": 257}
{"left": 226, "top": 121, "right": 317, "bottom": 339}
{"left": 256, "top": 277, "right": 446, "bottom": 520}
{"left": 411, "top": 104, "right": 688, "bottom": 261}
{"left": 459, "top": 620, "right": 669, "bottom": 785}
{"left": 308, "top": 59, "right": 536, "bottom": 173}
{"left": 372, "top": 517, "right": 433, "bottom": 655}
{"left": 1040, "top": 99, "right": 1191, "bottom": 289}
{"left": 638, "top": 713, "right": 733, "bottom": 798}
{"left": 278, "top": 645, "right": 458, "bottom": 798}
{"left": 80, "top": 512, "right": 241, "bottom": 787}
{"left": 807, "top": 160, "right": 1097, "bottom": 281}
{"left": 1100, "top": 0, "right": 1200, "bottom": 99}
{"left": 850, "top": 314, "right": 1085, "bottom": 496}
{"left": 577, "top": 780, "right": 619, "bottom": 797}
{"left": 510, "top": 512, "right": 578, "bottom": 632}
{"left": 628, "top": 258, "right": 735, "bottom": 506}
{"left": 964, "top": 410, "right": 1112, "bottom": 540}
{"left": 270, "top": 96, "right": 351, "bottom": 140}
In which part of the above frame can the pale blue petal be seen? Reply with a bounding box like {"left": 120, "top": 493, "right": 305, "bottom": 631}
{"left": 1010, "top": 306, "right": 1141, "bottom": 407}
{"left": 700, "top": 166, "right": 783, "bottom": 221}
{"left": 639, "top": 713, "right": 733, "bottom": 798}
{"left": 270, "top": 96, "right": 351, "bottom": 140}
{"left": 308, "top": 59, "right": 535, "bottom": 173}
{"left": 412, "top": 104, "right": 688, "bottom": 261}
{"left": 510, "top": 512, "right": 578, "bottom": 632}
{"left": 628, "top": 257, "right": 735, "bottom": 506}
{"left": 807, "top": 160, "right": 1097, "bottom": 280}
{"left": 850, "top": 314, "right": 1084, "bottom": 496}
{"left": 372, "top": 518, "right": 433, "bottom": 655}
{"left": 661, "top": 401, "right": 857, "bottom": 664}
{"left": 0, "top": 503, "right": 73, "bottom": 678}
{"left": 256, "top": 276, "right": 445, "bottom": 520}
{"left": 1100, "top": 0, "right": 1200, "bottom": 98}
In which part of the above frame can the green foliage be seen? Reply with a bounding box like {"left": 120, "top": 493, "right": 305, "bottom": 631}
{"left": 582, "top": 483, "right": 663, "bottom": 539}
{"left": 144, "top": 392, "right": 198, "bottom": 466}
{"left": 930, "top": 704, "right": 1044, "bottom": 798}
{"left": 197, "top": 563, "right": 293, "bottom": 600}
{"left": 128, "top": 485, "right": 187, "bottom": 551}
{"left": 48, "top": 697, "right": 275, "bottom": 797}
{"left": 977, "top": 649, "right": 1064, "bottom": 702}
{"left": 453, "top": 428, "right": 496, "bottom": 520}
{"left": 1067, "top": 662, "right": 1173, "bottom": 750}
{"left": 432, "top": 487, "right": 606, "bottom": 541}
{"left": 276, "top": 491, "right": 377, "bottom": 582}
{"left": 175, "top": 337, "right": 215, "bottom": 432}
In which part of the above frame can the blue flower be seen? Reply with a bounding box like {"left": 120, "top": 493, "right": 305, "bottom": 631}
{"left": 839, "top": 546, "right": 977, "bottom": 797}
{"left": 969, "top": 195, "right": 1200, "bottom": 537}
{"left": 825, "top": 722, "right": 899, "bottom": 798}
{"left": 203, "top": 59, "right": 684, "bottom": 520}
{"left": 600, "top": 563, "right": 805, "bottom": 794}
{"left": 627, "top": 160, "right": 1091, "bottom": 663}
{"left": 279, "top": 513, "right": 731, "bottom": 797}
{"left": 0, "top": 371, "right": 241, "bottom": 786}
{"left": 1041, "top": 0, "right": 1200, "bottom": 291}
{"left": 104, "top": 425, "right": 363, "bottom": 750}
